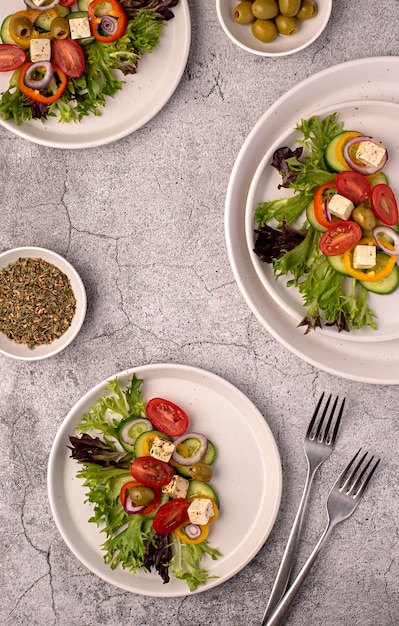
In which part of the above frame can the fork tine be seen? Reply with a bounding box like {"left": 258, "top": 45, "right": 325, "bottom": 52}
{"left": 337, "top": 448, "right": 380, "bottom": 498}
{"left": 306, "top": 393, "right": 344, "bottom": 444}
{"left": 326, "top": 397, "right": 345, "bottom": 445}
{"left": 305, "top": 392, "right": 325, "bottom": 438}
{"left": 315, "top": 394, "right": 332, "bottom": 439}
{"left": 350, "top": 455, "right": 380, "bottom": 498}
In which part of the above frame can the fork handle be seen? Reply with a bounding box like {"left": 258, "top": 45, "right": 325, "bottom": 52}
{"left": 263, "top": 522, "right": 334, "bottom": 626}
{"left": 262, "top": 466, "right": 317, "bottom": 623}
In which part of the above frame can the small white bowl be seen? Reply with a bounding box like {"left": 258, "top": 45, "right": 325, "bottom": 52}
{"left": 216, "top": 0, "right": 332, "bottom": 57}
{"left": 0, "top": 247, "right": 86, "bottom": 361}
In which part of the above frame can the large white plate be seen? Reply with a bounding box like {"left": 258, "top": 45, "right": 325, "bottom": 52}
{"left": 245, "top": 99, "right": 399, "bottom": 344}
{"left": 225, "top": 56, "right": 399, "bottom": 384}
{"left": 0, "top": 1, "right": 190, "bottom": 149}
{"left": 47, "top": 363, "right": 282, "bottom": 597}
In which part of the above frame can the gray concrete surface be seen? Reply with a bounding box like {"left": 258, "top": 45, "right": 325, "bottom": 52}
{"left": 1, "top": 1, "right": 399, "bottom": 625}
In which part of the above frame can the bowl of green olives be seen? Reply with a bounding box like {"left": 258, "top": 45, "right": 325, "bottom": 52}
{"left": 216, "top": 0, "right": 332, "bottom": 56}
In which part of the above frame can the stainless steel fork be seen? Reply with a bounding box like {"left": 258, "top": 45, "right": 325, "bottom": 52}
{"left": 263, "top": 449, "right": 380, "bottom": 626}
{"left": 262, "top": 393, "right": 345, "bottom": 623}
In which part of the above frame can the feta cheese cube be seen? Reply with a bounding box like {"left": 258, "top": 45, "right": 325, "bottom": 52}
{"left": 187, "top": 498, "right": 215, "bottom": 525}
{"left": 328, "top": 194, "right": 354, "bottom": 221}
{"left": 162, "top": 475, "right": 189, "bottom": 499}
{"left": 353, "top": 244, "right": 376, "bottom": 270}
{"left": 30, "top": 38, "right": 51, "bottom": 63}
{"left": 69, "top": 17, "right": 91, "bottom": 40}
{"left": 149, "top": 436, "right": 175, "bottom": 463}
{"left": 356, "top": 141, "right": 387, "bottom": 169}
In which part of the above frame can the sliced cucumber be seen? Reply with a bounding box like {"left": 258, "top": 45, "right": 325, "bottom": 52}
{"left": 0, "top": 15, "right": 14, "bottom": 44}
{"left": 324, "top": 131, "right": 362, "bottom": 173}
{"left": 186, "top": 480, "right": 219, "bottom": 507}
{"left": 55, "top": 5, "right": 71, "bottom": 17}
{"left": 66, "top": 11, "right": 88, "bottom": 20}
{"left": 109, "top": 472, "right": 133, "bottom": 500}
{"left": 369, "top": 172, "right": 389, "bottom": 187}
{"left": 134, "top": 429, "right": 171, "bottom": 457}
{"left": 78, "top": 0, "right": 93, "bottom": 10}
{"left": 35, "top": 10, "right": 56, "bottom": 32}
{"left": 173, "top": 437, "right": 217, "bottom": 478}
{"left": 359, "top": 254, "right": 399, "bottom": 294}
{"left": 118, "top": 417, "right": 153, "bottom": 452}
{"left": 327, "top": 253, "right": 349, "bottom": 276}
{"left": 306, "top": 200, "right": 327, "bottom": 232}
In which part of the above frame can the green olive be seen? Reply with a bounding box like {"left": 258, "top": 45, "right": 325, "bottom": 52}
{"left": 251, "top": 18, "right": 278, "bottom": 42}
{"left": 251, "top": 0, "right": 279, "bottom": 20}
{"left": 50, "top": 17, "right": 70, "bottom": 40}
{"left": 189, "top": 462, "right": 213, "bottom": 482}
{"left": 232, "top": 1, "right": 255, "bottom": 24}
{"left": 128, "top": 485, "right": 155, "bottom": 506}
{"left": 352, "top": 202, "right": 378, "bottom": 232}
{"left": 296, "top": 0, "right": 318, "bottom": 19}
{"left": 278, "top": 0, "right": 301, "bottom": 16}
{"left": 275, "top": 14, "right": 298, "bottom": 35}
{"left": 10, "top": 16, "right": 33, "bottom": 39}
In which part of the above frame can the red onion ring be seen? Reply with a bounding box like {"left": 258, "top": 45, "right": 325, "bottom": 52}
{"left": 343, "top": 136, "right": 388, "bottom": 175}
{"left": 372, "top": 225, "right": 399, "bottom": 256}
{"left": 24, "top": 0, "right": 60, "bottom": 10}
{"left": 122, "top": 495, "right": 145, "bottom": 515}
{"left": 171, "top": 433, "right": 208, "bottom": 466}
{"left": 323, "top": 198, "right": 331, "bottom": 222}
{"left": 24, "top": 61, "right": 53, "bottom": 91}
{"left": 100, "top": 15, "right": 118, "bottom": 35}
{"left": 184, "top": 524, "right": 202, "bottom": 539}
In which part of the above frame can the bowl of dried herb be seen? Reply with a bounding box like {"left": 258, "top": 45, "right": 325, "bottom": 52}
{"left": 0, "top": 247, "right": 86, "bottom": 360}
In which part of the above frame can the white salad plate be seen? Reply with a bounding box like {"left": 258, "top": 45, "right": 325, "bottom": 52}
{"left": 245, "top": 99, "right": 399, "bottom": 344}
{"left": 0, "top": 1, "right": 190, "bottom": 149}
{"left": 47, "top": 363, "right": 282, "bottom": 597}
{"left": 225, "top": 56, "right": 399, "bottom": 384}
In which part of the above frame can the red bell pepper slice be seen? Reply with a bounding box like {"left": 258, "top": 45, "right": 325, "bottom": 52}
{"left": 18, "top": 62, "right": 67, "bottom": 105}
{"left": 313, "top": 181, "right": 337, "bottom": 229}
{"left": 88, "top": 0, "right": 127, "bottom": 43}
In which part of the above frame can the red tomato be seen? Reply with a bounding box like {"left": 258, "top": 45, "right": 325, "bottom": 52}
{"left": 319, "top": 221, "right": 362, "bottom": 256}
{"left": 0, "top": 44, "right": 26, "bottom": 72}
{"left": 146, "top": 398, "right": 189, "bottom": 437}
{"left": 152, "top": 499, "right": 190, "bottom": 534}
{"left": 370, "top": 184, "right": 399, "bottom": 226}
{"left": 59, "top": 0, "right": 76, "bottom": 6}
{"left": 130, "top": 456, "right": 174, "bottom": 488}
{"left": 52, "top": 39, "right": 85, "bottom": 78}
{"left": 335, "top": 170, "right": 371, "bottom": 204}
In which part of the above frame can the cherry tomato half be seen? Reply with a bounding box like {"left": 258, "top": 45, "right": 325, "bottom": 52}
{"left": 52, "top": 38, "right": 85, "bottom": 78}
{"left": 0, "top": 44, "right": 26, "bottom": 72}
{"left": 319, "top": 221, "right": 362, "bottom": 256}
{"left": 370, "top": 184, "right": 399, "bottom": 226}
{"left": 59, "top": 0, "right": 76, "bottom": 6}
{"left": 146, "top": 398, "right": 189, "bottom": 437}
{"left": 335, "top": 170, "right": 371, "bottom": 205}
{"left": 130, "top": 456, "right": 174, "bottom": 488}
{"left": 152, "top": 499, "right": 190, "bottom": 534}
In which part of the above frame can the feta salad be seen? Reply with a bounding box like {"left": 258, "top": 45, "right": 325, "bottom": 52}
{"left": 253, "top": 113, "right": 399, "bottom": 333}
{"left": 68, "top": 374, "right": 221, "bottom": 591}
{"left": 0, "top": 0, "right": 179, "bottom": 124}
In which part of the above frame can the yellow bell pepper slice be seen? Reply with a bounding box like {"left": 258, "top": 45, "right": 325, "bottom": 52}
{"left": 343, "top": 236, "right": 397, "bottom": 282}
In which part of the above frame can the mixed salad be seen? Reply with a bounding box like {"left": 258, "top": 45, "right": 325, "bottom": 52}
{"left": 68, "top": 374, "right": 221, "bottom": 591}
{"left": 0, "top": 0, "right": 179, "bottom": 124}
{"left": 253, "top": 113, "right": 399, "bottom": 333}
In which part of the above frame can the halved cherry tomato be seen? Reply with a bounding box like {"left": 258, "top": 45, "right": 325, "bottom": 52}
{"left": 335, "top": 170, "right": 371, "bottom": 205}
{"left": 130, "top": 456, "right": 174, "bottom": 488}
{"left": 370, "top": 184, "right": 399, "bottom": 226}
{"left": 0, "top": 44, "right": 26, "bottom": 72}
{"left": 146, "top": 398, "right": 189, "bottom": 437}
{"left": 119, "top": 480, "right": 160, "bottom": 515}
{"left": 319, "top": 221, "right": 362, "bottom": 256}
{"left": 52, "top": 38, "right": 85, "bottom": 78}
{"left": 60, "top": 0, "right": 76, "bottom": 6}
{"left": 152, "top": 498, "right": 189, "bottom": 534}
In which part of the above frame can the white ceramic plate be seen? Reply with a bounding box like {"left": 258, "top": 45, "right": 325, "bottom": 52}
{"left": 216, "top": 0, "right": 331, "bottom": 57}
{"left": 245, "top": 99, "right": 399, "bottom": 343}
{"left": 47, "top": 363, "right": 282, "bottom": 597}
{"left": 0, "top": 246, "right": 86, "bottom": 360}
{"left": 225, "top": 56, "right": 399, "bottom": 384}
{"left": 0, "top": 1, "right": 190, "bottom": 149}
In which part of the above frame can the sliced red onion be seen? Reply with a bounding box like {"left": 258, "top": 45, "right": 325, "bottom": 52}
{"left": 24, "top": 0, "right": 60, "bottom": 10}
{"left": 24, "top": 61, "right": 53, "bottom": 91}
{"left": 100, "top": 15, "right": 118, "bottom": 35}
{"left": 123, "top": 495, "right": 145, "bottom": 515}
{"left": 343, "top": 136, "right": 388, "bottom": 175}
{"left": 120, "top": 418, "right": 152, "bottom": 446}
{"left": 372, "top": 225, "right": 399, "bottom": 256}
{"left": 184, "top": 523, "right": 202, "bottom": 539}
{"left": 323, "top": 198, "right": 331, "bottom": 222}
{"left": 171, "top": 433, "right": 208, "bottom": 466}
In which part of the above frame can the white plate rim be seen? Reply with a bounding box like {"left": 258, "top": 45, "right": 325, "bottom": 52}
{"left": 225, "top": 56, "right": 399, "bottom": 384}
{"left": 0, "top": 1, "right": 191, "bottom": 149}
{"left": 244, "top": 98, "right": 399, "bottom": 344}
{"left": 47, "top": 362, "right": 282, "bottom": 597}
